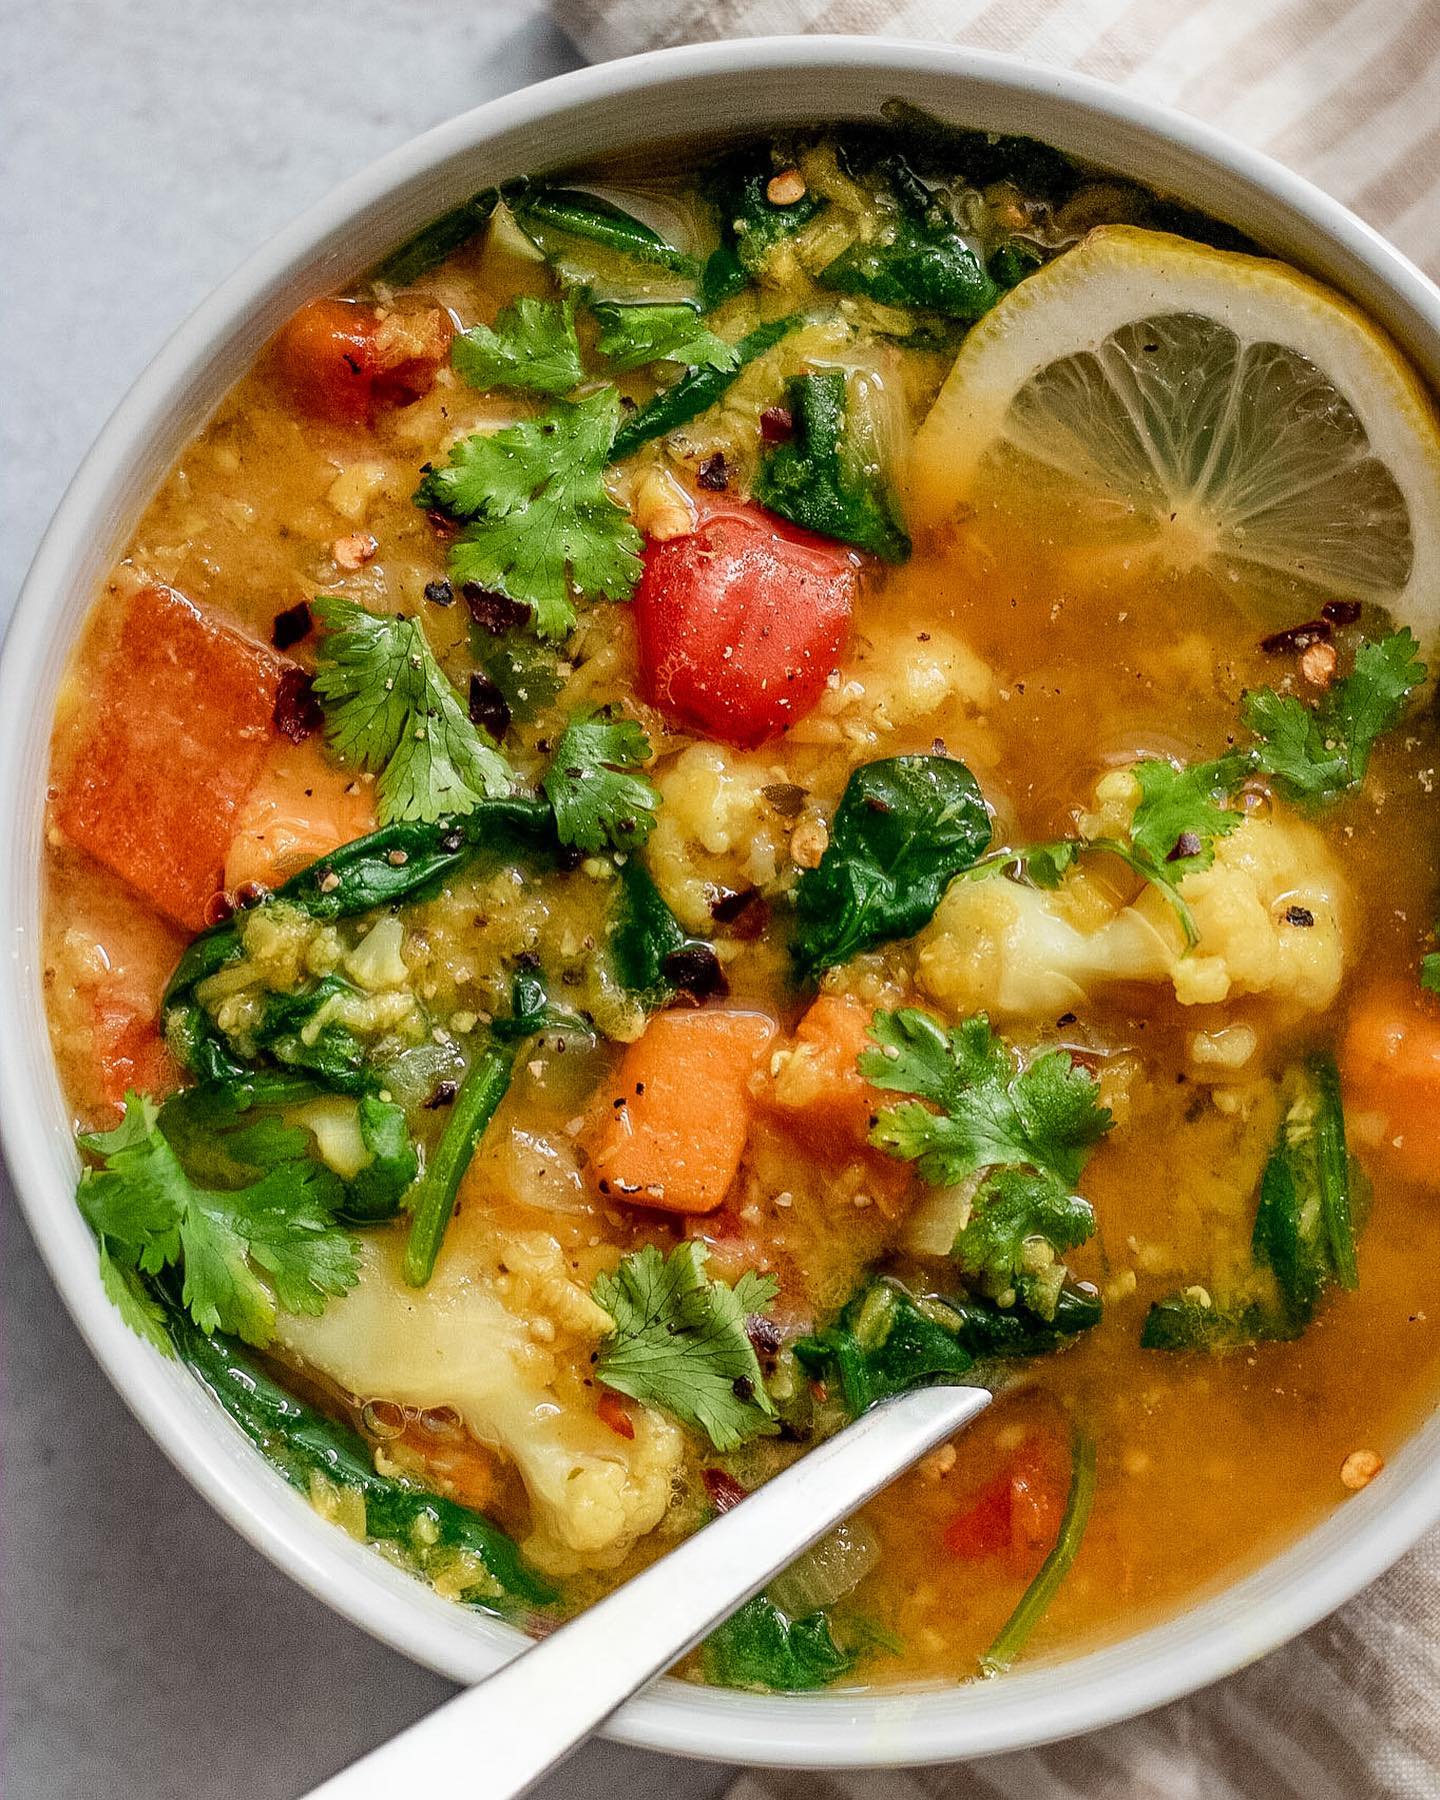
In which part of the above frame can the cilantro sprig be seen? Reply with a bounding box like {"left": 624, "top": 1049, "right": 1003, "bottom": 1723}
{"left": 1245, "top": 628, "right": 1426, "bottom": 805}
{"left": 416, "top": 388, "right": 643, "bottom": 638}
{"left": 591, "top": 300, "right": 739, "bottom": 374}
{"left": 541, "top": 708, "right": 660, "bottom": 854}
{"left": 312, "top": 597, "right": 513, "bottom": 825}
{"left": 963, "top": 632, "right": 1426, "bottom": 948}
{"left": 450, "top": 295, "right": 584, "bottom": 396}
{"left": 861, "top": 1010, "right": 1111, "bottom": 1319}
{"left": 79, "top": 1094, "right": 359, "bottom": 1350}
{"left": 592, "top": 1241, "right": 780, "bottom": 1451}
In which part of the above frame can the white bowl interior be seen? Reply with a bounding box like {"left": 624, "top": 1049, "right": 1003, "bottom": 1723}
{"left": 5, "top": 37, "right": 1440, "bottom": 1768}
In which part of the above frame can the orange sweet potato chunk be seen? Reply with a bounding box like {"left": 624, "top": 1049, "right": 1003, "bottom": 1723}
{"left": 55, "top": 585, "right": 282, "bottom": 929}
{"left": 224, "top": 734, "right": 376, "bottom": 893}
{"left": 590, "top": 1009, "right": 777, "bottom": 1215}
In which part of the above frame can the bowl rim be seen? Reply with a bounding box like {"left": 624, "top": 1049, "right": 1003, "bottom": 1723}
{"left": 7, "top": 32, "right": 1440, "bottom": 1771}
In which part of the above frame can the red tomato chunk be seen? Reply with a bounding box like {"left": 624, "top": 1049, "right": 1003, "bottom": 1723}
{"left": 634, "top": 506, "right": 855, "bottom": 748}
{"left": 942, "top": 1436, "right": 1069, "bottom": 1574}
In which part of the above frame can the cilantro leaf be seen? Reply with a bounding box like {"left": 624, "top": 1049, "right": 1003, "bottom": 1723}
{"left": 98, "top": 1238, "right": 172, "bottom": 1355}
{"left": 1244, "top": 628, "right": 1426, "bottom": 805}
{"left": 591, "top": 1241, "right": 780, "bottom": 1451}
{"left": 415, "top": 388, "right": 643, "bottom": 638}
{"left": 957, "top": 755, "right": 1250, "bottom": 951}
{"left": 1423, "top": 949, "right": 1440, "bottom": 998}
{"left": 312, "top": 597, "right": 513, "bottom": 825}
{"left": 78, "top": 1094, "right": 359, "bottom": 1348}
{"left": 591, "top": 300, "right": 739, "bottom": 374}
{"left": 861, "top": 1010, "right": 1110, "bottom": 1319}
{"left": 450, "top": 296, "right": 583, "bottom": 396}
{"left": 952, "top": 1167, "right": 1095, "bottom": 1316}
{"left": 541, "top": 708, "right": 660, "bottom": 853}
{"left": 861, "top": 1011, "right": 1110, "bottom": 1187}
{"left": 1128, "top": 754, "right": 1249, "bottom": 875}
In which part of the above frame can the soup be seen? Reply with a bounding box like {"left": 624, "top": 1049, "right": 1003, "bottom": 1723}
{"left": 44, "top": 110, "right": 1440, "bottom": 1690}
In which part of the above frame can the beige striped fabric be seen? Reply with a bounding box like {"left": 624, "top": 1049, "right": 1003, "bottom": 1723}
{"left": 550, "top": 1, "right": 1440, "bottom": 1793}
{"left": 555, "top": 0, "right": 1440, "bottom": 277}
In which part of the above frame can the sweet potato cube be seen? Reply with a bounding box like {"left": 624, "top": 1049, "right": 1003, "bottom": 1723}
{"left": 590, "top": 1009, "right": 776, "bottom": 1214}
{"left": 54, "top": 585, "right": 282, "bottom": 929}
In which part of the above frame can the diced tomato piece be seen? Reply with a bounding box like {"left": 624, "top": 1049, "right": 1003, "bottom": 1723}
{"left": 1342, "top": 983, "right": 1440, "bottom": 1187}
{"left": 53, "top": 585, "right": 283, "bottom": 930}
{"left": 589, "top": 1009, "right": 777, "bottom": 1214}
{"left": 274, "top": 296, "right": 453, "bottom": 426}
{"left": 597, "top": 1390, "right": 636, "bottom": 1440}
{"left": 942, "top": 1436, "right": 1069, "bottom": 1573}
{"left": 224, "top": 733, "right": 376, "bottom": 894}
{"left": 634, "top": 505, "right": 855, "bottom": 748}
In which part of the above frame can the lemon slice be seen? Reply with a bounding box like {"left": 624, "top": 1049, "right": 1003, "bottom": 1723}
{"left": 910, "top": 226, "right": 1440, "bottom": 645}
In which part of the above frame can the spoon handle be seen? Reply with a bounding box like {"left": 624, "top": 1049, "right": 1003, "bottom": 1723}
{"left": 303, "top": 1385, "right": 989, "bottom": 1800}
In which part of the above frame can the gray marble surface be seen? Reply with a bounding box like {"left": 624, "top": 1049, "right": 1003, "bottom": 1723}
{"left": 0, "top": 6, "right": 734, "bottom": 1797}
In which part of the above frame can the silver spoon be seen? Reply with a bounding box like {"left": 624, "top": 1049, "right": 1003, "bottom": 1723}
{"left": 302, "top": 1384, "right": 990, "bottom": 1800}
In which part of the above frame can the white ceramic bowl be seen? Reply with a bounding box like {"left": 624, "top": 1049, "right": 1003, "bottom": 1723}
{"left": 6, "top": 35, "right": 1440, "bottom": 1770}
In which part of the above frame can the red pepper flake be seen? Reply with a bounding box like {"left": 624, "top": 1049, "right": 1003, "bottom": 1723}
{"left": 1322, "top": 599, "right": 1362, "bottom": 625}
{"left": 709, "top": 885, "right": 769, "bottom": 940}
{"left": 660, "top": 944, "right": 728, "bottom": 1001}
{"left": 464, "top": 585, "right": 533, "bottom": 635}
{"left": 271, "top": 600, "right": 313, "bottom": 650}
{"left": 760, "top": 406, "right": 793, "bottom": 444}
{"left": 697, "top": 452, "right": 729, "bottom": 491}
{"left": 423, "top": 1080, "right": 459, "bottom": 1109}
{"left": 702, "top": 1468, "right": 747, "bottom": 1512}
{"left": 273, "top": 667, "right": 323, "bottom": 742}
{"left": 597, "top": 1389, "right": 635, "bottom": 1440}
{"left": 234, "top": 880, "right": 270, "bottom": 909}
{"left": 1260, "top": 618, "right": 1331, "bottom": 656}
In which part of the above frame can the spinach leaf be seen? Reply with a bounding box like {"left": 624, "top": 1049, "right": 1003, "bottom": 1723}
{"left": 794, "top": 1277, "right": 1100, "bottom": 1418}
{"left": 753, "top": 372, "right": 911, "bottom": 563}
{"left": 792, "top": 755, "right": 991, "bottom": 980}
{"left": 164, "top": 799, "right": 557, "bottom": 1019}
{"left": 701, "top": 159, "right": 826, "bottom": 307}
{"left": 701, "top": 1594, "right": 854, "bottom": 1692}
{"left": 609, "top": 857, "right": 724, "bottom": 1005}
{"left": 818, "top": 157, "right": 1000, "bottom": 321}
{"left": 169, "top": 1299, "right": 556, "bottom": 1612}
{"left": 345, "top": 1097, "right": 420, "bottom": 1222}
{"left": 253, "top": 976, "right": 373, "bottom": 1095}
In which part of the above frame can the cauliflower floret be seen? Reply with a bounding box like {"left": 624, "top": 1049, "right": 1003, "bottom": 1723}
{"left": 791, "top": 622, "right": 999, "bottom": 764}
{"left": 647, "top": 742, "right": 791, "bottom": 932}
{"left": 275, "top": 1230, "right": 684, "bottom": 1575}
{"left": 919, "top": 875, "right": 1175, "bottom": 1018}
{"left": 919, "top": 797, "right": 1349, "bottom": 1019}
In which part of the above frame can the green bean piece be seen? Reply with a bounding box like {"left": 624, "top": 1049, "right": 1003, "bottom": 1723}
{"left": 980, "top": 1427, "right": 1097, "bottom": 1675}
{"left": 370, "top": 188, "right": 500, "bottom": 289}
{"left": 511, "top": 186, "right": 697, "bottom": 277}
{"left": 609, "top": 313, "right": 802, "bottom": 461}
{"left": 403, "top": 1044, "right": 515, "bottom": 1286}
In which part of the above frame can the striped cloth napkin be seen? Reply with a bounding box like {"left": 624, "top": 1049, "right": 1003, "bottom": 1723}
{"left": 551, "top": 2, "right": 1440, "bottom": 1794}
